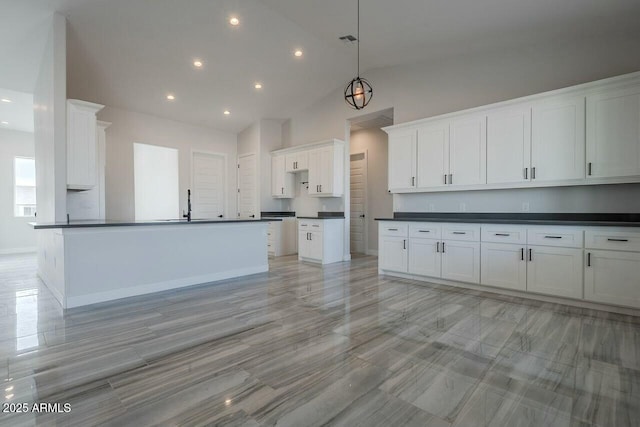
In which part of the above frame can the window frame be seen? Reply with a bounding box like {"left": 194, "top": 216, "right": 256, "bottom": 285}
{"left": 14, "top": 156, "right": 36, "bottom": 218}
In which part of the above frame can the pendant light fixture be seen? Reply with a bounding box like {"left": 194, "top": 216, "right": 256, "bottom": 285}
{"left": 344, "top": 0, "right": 373, "bottom": 110}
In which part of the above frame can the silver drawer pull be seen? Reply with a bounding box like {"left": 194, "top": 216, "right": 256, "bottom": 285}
{"left": 495, "top": 233, "right": 510, "bottom": 236}
{"left": 388, "top": 228, "right": 398, "bottom": 231}
{"left": 544, "top": 236, "right": 562, "bottom": 239}
{"left": 452, "top": 232, "right": 466, "bottom": 235}
{"left": 312, "top": 225, "right": 320, "bottom": 227}
{"left": 608, "top": 238, "right": 629, "bottom": 242}
{"left": 418, "top": 230, "right": 430, "bottom": 233}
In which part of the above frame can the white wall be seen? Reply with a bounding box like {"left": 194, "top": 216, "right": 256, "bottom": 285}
{"left": 282, "top": 34, "right": 640, "bottom": 213}
{"left": 0, "top": 129, "right": 36, "bottom": 254}
{"left": 98, "top": 106, "right": 237, "bottom": 221}
{"left": 33, "top": 13, "right": 67, "bottom": 223}
{"left": 350, "top": 128, "right": 393, "bottom": 252}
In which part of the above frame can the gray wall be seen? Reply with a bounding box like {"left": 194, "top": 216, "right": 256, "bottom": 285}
{"left": 0, "top": 129, "right": 36, "bottom": 253}
{"left": 281, "top": 33, "right": 640, "bottom": 214}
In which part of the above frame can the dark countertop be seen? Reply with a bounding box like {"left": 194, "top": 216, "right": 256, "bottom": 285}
{"left": 30, "top": 218, "right": 279, "bottom": 230}
{"left": 375, "top": 212, "right": 640, "bottom": 227}
{"left": 297, "top": 216, "right": 345, "bottom": 220}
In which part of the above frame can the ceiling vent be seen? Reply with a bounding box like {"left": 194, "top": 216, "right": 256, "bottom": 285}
{"left": 339, "top": 35, "right": 357, "bottom": 44}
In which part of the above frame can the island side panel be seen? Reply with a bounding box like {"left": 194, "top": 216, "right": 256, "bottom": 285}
{"left": 61, "top": 222, "right": 268, "bottom": 308}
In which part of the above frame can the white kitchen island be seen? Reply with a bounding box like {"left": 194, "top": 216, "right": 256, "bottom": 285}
{"left": 31, "top": 219, "right": 275, "bottom": 309}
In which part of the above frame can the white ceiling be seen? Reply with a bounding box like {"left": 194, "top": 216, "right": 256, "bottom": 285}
{"left": 2, "top": 0, "right": 639, "bottom": 134}
{"left": 0, "top": 89, "right": 34, "bottom": 133}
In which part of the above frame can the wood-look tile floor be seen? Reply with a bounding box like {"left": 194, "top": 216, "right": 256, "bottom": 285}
{"left": 1, "top": 253, "right": 639, "bottom": 426}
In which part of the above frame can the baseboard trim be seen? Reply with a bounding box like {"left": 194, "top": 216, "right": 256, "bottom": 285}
{"left": 65, "top": 265, "right": 269, "bottom": 309}
{"left": 0, "top": 247, "right": 37, "bottom": 255}
{"left": 379, "top": 269, "right": 640, "bottom": 316}
{"left": 37, "top": 269, "right": 65, "bottom": 308}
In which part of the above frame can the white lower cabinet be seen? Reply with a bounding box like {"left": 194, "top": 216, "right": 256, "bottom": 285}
{"left": 527, "top": 245, "right": 583, "bottom": 299}
{"left": 380, "top": 235, "right": 408, "bottom": 273}
{"left": 267, "top": 218, "right": 297, "bottom": 257}
{"left": 441, "top": 240, "right": 480, "bottom": 284}
{"left": 481, "top": 243, "right": 527, "bottom": 291}
{"left": 298, "top": 219, "right": 345, "bottom": 264}
{"left": 408, "top": 238, "right": 440, "bottom": 277}
{"left": 585, "top": 250, "right": 640, "bottom": 307}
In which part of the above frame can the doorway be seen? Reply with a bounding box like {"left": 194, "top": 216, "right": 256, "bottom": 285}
{"left": 237, "top": 153, "right": 257, "bottom": 218}
{"left": 350, "top": 152, "right": 368, "bottom": 254}
{"left": 192, "top": 151, "right": 226, "bottom": 219}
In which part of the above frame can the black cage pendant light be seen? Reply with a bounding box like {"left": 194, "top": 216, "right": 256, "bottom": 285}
{"left": 344, "top": 0, "right": 373, "bottom": 110}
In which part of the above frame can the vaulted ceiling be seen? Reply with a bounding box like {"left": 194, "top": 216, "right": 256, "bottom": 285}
{"left": 2, "top": 0, "right": 639, "bottom": 133}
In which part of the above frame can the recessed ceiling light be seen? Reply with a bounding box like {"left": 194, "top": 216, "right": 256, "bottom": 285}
{"left": 1, "top": 121, "right": 8, "bottom": 125}
{"left": 166, "top": 94, "right": 175, "bottom": 101}
{"left": 193, "top": 59, "right": 203, "bottom": 68}
{"left": 229, "top": 17, "right": 239, "bottom": 26}
{"left": 1, "top": 98, "right": 11, "bottom": 103}
{"left": 223, "top": 110, "right": 230, "bottom": 115}
{"left": 294, "top": 49, "right": 303, "bottom": 57}
{"left": 254, "top": 83, "right": 262, "bottom": 89}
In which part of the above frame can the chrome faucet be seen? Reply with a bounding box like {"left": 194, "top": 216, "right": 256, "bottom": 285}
{"left": 183, "top": 189, "right": 192, "bottom": 222}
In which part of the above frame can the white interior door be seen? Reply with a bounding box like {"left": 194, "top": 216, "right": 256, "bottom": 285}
{"left": 192, "top": 151, "right": 225, "bottom": 219}
{"left": 238, "top": 153, "right": 257, "bottom": 218}
{"left": 350, "top": 152, "right": 367, "bottom": 254}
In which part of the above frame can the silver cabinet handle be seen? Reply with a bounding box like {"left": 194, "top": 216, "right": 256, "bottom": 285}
{"left": 544, "top": 236, "right": 562, "bottom": 239}
{"left": 319, "top": 185, "right": 322, "bottom": 192}
{"left": 449, "top": 174, "right": 453, "bottom": 184}
{"left": 418, "top": 230, "right": 430, "bottom": 233}
{"left": 520, "top": 248, "right": 525, "bottom": 261}
{"left": 587, "top": 252, "right": 591, "bottom": 267}
{"left": 442, "top": 242, "right": 445, "bottom": 253}
{"left": 312, "top": 225, "right": 320, "bottom": 227}
{"left": 495, "top": 233, "right": 510, "bottom": 236}
{"left": 532, "top": 167, "right": 536, "bottom": 180}
{"left": 403, "top": 239, "right": 406, "bottom": 250}
{"left": 388, "top": 228, "right": 398, "bottom": 231}
{"left": 411, "top": 177, "right": 415, "bottom": 186}
{"left": 281, "top": 187, "right": 284, "bottom": 194}
{"left": 529, "top": 248, "right": 533, "bottom": 261}
{"left": 452, "top": 232, "right": 466, "bottom": 235}
{"left": 524, "top": 168, "right": 528, "bottom": 179}
{"left": 608, "top": 238, "right": 629, "bottom": 242}
{"left": 436, "top": 242, "right": 440, "bottom": 252}
{"left": 588, "top": 162, "right": 593, "bottom": 176}
{"left": 444, "top": 174, "right": 447, "bottom": 185}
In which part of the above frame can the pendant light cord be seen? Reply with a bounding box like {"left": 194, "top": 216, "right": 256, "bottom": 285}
{"left": 357, "top": 0, "right": 360, "bottom": 77}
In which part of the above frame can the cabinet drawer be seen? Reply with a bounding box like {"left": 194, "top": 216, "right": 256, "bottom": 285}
{"left": 380, "top": 222, "right": 409, "bottom": 237}
{"left": 442, "top": 224, "right": 481, "bottom": 242}
{"left": 527, "top": 227, "right": 583, "bottom": 248}
{"left": 585, "top": 229, "right": 640, "bottom": 252}
{"left": 299, "top": 220, "right": 323, "bottom": 231}
{"left": 481, "top": 225, "right": 527, "bottom": 244}
{"left": 409, "top": 223, "right": 441, "bottom": 239}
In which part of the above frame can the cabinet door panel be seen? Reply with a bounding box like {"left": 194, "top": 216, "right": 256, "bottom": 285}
{"left": 532, "top": 96, "right": 585, "bottom": 182}
{"left": 527, "top": 246, "right": 583, "bottom": 299}
{"left": 587, "top": 86, "right": 640, "bottom": 179}
{"left": 441, "top": 241, "right": 480, "bottom": 284}
{"left": 481, "top": 243, "right": 526, "bottom": 291}
{"left": 319, "top": 147, "right": 334, "bottom": 194}
{"left": 408, "top": 238, "right": 441, "bottom": 277}
{"left": 298, "top": 230, "right": 309, "bottom": 258}
{"left": 416, "top": 123, "right": 448, "bottom": 188}
{"left": 285, "top": 154, "right": 297, "bottom": 173}
{"left": 450, "top": 116, "right": 486, "bottom": 186}
{"left": 487, "top": 107, "right": 532, "bottom": 184}
{"left": 585, "top": 250, "right": 640, "bottom": 308}
{"left": 380, "top": 236, "right": 408, "bottom": 273}
{"left": 271, "top": 156, "right": 283, "bottom": 196}
{"left": 388, "top": 130, "right": 417, "bottom": 190}
{"left": 309, "top": 231, "right": 324, "bottom": 260}
{"left": 308, "top": 150, "right": 321, "bottom": 195}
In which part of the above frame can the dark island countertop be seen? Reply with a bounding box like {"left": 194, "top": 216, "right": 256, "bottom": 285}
{"left": 30, "top": 218, "right": 280, "bottom": 230}
{"left": 375, "top": 212, "right": 640, "bottom": 227}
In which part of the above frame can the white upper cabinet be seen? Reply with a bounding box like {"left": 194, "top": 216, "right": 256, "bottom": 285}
{"left": 285, "top": 151, "right": 309, "bottom": 172}
{"left": 271, "top": 154, "right": 294, "bottom": 198}
{"left": 531, "top": 96, "right": 585, "bottom": 182}
{"left": 449, "top": 115, "right": 487, "bottom": 186}
{"left": 67, "top": 99, "right": 104, "bottom": 190}
{"left": 416, "top": 122, "right": 448, "bottom": 188}
{"left": 486, "top": 106, "right": 532, "bottom": 185}
{"left": 308, "top": 142, "right": 344, "bottom": 197}
{"left": 388, "top": 129, "right": 417, "bottom": 190}
{"left": 587, "top": 85, "right": 640, "bottom": 179}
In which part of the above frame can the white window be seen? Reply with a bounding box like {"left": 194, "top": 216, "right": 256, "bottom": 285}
{"left": 14, "top": 157, "right": 36, "bottom": 217}
{"left": 133, "top": 143, "right": 179, "bottom": 221}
